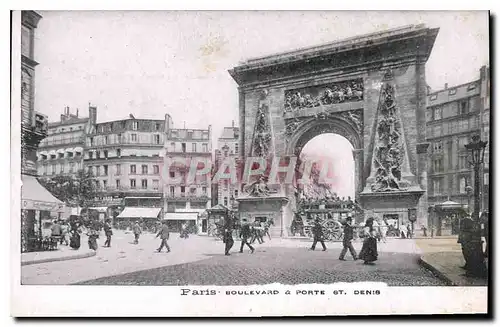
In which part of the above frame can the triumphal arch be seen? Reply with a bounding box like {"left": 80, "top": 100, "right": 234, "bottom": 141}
{"left": 229, "top": 25, "right": 439, "bottom": 237}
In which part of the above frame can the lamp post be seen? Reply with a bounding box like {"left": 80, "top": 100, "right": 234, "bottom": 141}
{"left": 463, "top": 135, "right": 487, "bottom": 277}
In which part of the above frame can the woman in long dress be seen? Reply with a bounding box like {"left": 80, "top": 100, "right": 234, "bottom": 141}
{"left": 358, "top": 217, "right": 378, "bottom": 265}
{"left": 69, "top": 221, "right": 81, "bottom": 250}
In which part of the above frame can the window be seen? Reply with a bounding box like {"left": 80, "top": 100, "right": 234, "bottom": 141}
{"left": 433, "top": 159, "right": 443, "bottom": 172}
{"left": 458, "top": 155, "right": 469, "bottom": 170}
{"left": 484, "top": 152, "right": 489, "bottom": 168}
{"left": 459, "top": 100, "right": 469, "bottom": 115}
{"left": 170, "top": 186, "right": 175, "bottom": 197}
{"left": 180, "top": 186, "right": 186, "bottom": 195}
{"left": 116, "top": 179, "right": 120, "bottom": 188}
{"left": 141, "top": 179, "right": 148, "bottom": 189}
{"left": 60, "top": 165, "right": 65, "bottom": 174}
{"left": 202, "top": 143, "right": 208, "bottom": 152}
{"left": 432, "top": 125, "right": 442, "bottom": 138}
{"left": 69, "top": 163, "right": 75, "bottom": 173}
{"left": 130, "top": 179, "right": 136, "bottom": 188}
{"left": 469, "top": 116, "right": 479, "bottom": 129}
{"left": 235, "top": 143, "right": 239, "bottom": 154}
{"left": 169, "top": 171, "right": 175, "bottom": 178}
{"left": 103, "top": 165, "right": 108, "bottom": 176}
{"left": 131, "top": 134, "right": 137, "bottom": 142}
{"left": 21, "top": 25, "right": 32, "bottom": 57}
{"left": 116, "top": 164, "right": 121, "bottom": 176}
{"left": 458, "top": 136, "right": 469, "bottom": 148}
{"left": 202, "top": 186, "right": 207, "bottom": 195}
{"left": 88, "top": 152, "right": 93, "bottom": 159}
{"left": 96, "top": 151, "right": 101, "bottom": 159}
{"left": 467, "top": 83, "right": 476, "bottom": 91}
{"left": 153, "top": 180, "right": 159, "bottom": 190}
{"left": 153, "top": 165, "right": 159, "bottom": 174}
{"left": 170, "top": 142, "right": 176, "bottom": 151}
{"left": 187, "top": 131, "right": 193, "bottom": 139}
{"left": 224, "top": 197, "right": 228, "bottom": 206}
{"left": 155, "top": 123, "right": 161, "bottom": 131}
{"left": 484, "top": 173, "right": 489, "bottom": 186}
{"left": 433, "top": 141, "right": 443, "bottom": 153}
{"left": 117, "top": 133, "right": 122, "bottom": 143}
{"left": 154, "top": 134, "right": 160, "bottom": 144}
{"left": 96, "top": 166, "right": 101, "bottom": 176}
{"left": 459, "top": 176, "right": 468, "bottom": 194}
{"left": 142, "top": 165, "right": 148, "bottom": 175}
{"left": 104, "top": 135, "right": 109, "bottom": 145}
{"left": 51, "top": 164, "right": 56, "bottom": 175}
{"left": 104, "top": 150, "right": 108, "bottom": 158}
{"left": 192, "top": 143, "right": 197, "bottom": 152}
{"left": 433, "top": 178, "right": 443, "bottom": 195}
{"left": 103, "top": 180, "right": 107, "bottom": 189}
{"left": 181, "top": 143, "right": 186, "bottom": 152}
{"left": 433, "top": 107, "right": 442, "bottom": 120}
{"left": 132, "top": 121, "right": 138, "bottom": 130}
{"left": 234, "top": 189, "right": 238, "bottom": 198}
{"left": 117, "top": 149, "right": 121, "bottom": 157}
{"left": 130, "top": 164, "right": 136, "bottom": 174}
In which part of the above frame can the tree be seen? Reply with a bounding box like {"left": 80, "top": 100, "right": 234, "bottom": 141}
{"left": 38, "top": 169, "right": 100, "bottom": 209}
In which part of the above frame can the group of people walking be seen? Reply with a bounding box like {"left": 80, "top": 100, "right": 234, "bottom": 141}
{"left": 223, "top": 220, "right": 273, "bottom": 256}
{"left": 308, "top": 216, "right": 378, "bottom": 265}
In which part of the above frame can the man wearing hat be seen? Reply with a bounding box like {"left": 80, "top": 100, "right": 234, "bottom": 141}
{"left": 132, "top": 220, "right": 142, "bottom": 244}
{"left": 156, "top": 220, "right": 171, "bottom": 253}
{"left": 310, "top": 215, "right": 327, "bottom": 251}
{"left": 339, "top": 215, "right": 358, "bottom": 261}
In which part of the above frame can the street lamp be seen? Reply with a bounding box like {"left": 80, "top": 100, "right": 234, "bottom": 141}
{"left": 463, "top": 134, "right": 487, "bottom": 277}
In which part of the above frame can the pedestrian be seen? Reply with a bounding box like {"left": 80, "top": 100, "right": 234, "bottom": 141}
{"left": 87, "top": 221, "right": 99, "bottom": 251}
{"left": 60, "top": 220, "right": 69, "bottom": 246}
{"left": 69, "top": 221, "right": 81, "bottom": 250}
{"left": 264, "top": 220, "right": 273, "bottom": 240}
{"left": 156, "top": 221, "right": 171, "bottom": 253}
{"left": 406, "top": 223, "right": 413, "bottom": 239}
{"left": 339, "top": 217, "right": 357, "bottom": 261}
{"left": 399, "top": 224, "right": 406, "bottom": 239}
{"left": 239, "top": 222, "right": 255, "bottom": 254}
{"left": 310, "top": 216, "right": 327, "bottom": 251}
{"left": 223, "top": 221, "right": 234, "bottom": 256}
{"left": 132, "top": 220, "right": 142, "bottom": 244}
{"left": 421, "top": 225, "right": 428, "bottom": 237}
{"left": 103, "top": 219, "right": 113, "bottom": 247}
{"left": 358, "top": 217, "right": 378, "bottom": 265}
{"left": 50, "top": 219, "right": 62, "bottom": 239}
{"left": 379, "top": 219, "right": 388, "bottom": 243}
{"left": 250, "top": 222, "right": 264, "bottom": 244}
{"left": 180, "top": 222, "right": 189, "bottom": 239}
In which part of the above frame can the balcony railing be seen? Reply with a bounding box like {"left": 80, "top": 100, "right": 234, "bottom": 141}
{"left": 98, "top": 186, "right": 162, "bottom": 193}
{"left": 39, "top": 136, "right": 85, "bottom": 147}
{"left": 165, "top": 194, "right": 210, "bottom": 201}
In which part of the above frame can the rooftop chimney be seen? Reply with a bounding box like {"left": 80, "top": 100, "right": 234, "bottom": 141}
{"left": 76, "top": 108, "right": 79, "bottom": 117}
{"left": 232, "top": 120, "right": 234, "bottom": 127}
{"left": 129, "top": 114, "right": 135, "bottom": 119}
{"left": 444, "top": 83, "right": 448, "bottom": 90}
{"left": 88, "top": 103, "right": 97, "bottom": 126}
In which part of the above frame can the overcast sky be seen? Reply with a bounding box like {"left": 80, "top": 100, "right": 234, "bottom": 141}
{"left": 32, "top": 11, "right": 488, "bottom": 194}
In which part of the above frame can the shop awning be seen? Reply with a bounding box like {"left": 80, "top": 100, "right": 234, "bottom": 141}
{"left": 88, "top": 207, "right": 108, "bottom": 213}
{"left": 117, "top": 207, "right": 162, "bottom": 219}
{"left": 164, "top": 212, "right": 198, "bottom": 221}
{"left": 21, "top": 174, "right": 65, "bottom": 212}
{"left": 74, "top": 147, "right": 83, "bottom": 153}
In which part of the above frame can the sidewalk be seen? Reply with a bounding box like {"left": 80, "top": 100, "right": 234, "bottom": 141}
{"left": 21, "top": 247, "right": 96, "bottom": 266}
{"left": 416, "top": 237, "right": 488, "bottom": 286}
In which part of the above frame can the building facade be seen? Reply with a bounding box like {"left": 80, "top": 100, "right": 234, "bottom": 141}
{"left": 163, "top": 117, "right": 212, "bottom": 233}
{"left": 36, "top": 107, "right": 89, "bottom": 177}
{"left": 20, "top": 11, "right": 65, "bottom": 252}
{"left": 213, "top": 122, "right": 240, "bottom": 209}
{"left": 84, "top": 111, "right": 166, "bottom": 211}
{"left": 426, "top": 65, "right": 490, "bottom": 214}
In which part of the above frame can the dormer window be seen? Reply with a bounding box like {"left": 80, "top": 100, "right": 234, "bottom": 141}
{"left": 132, "top": 121, "right": 139, "bottom": 130}
{"left": 430, "top": 94, "right": 437, "bottom": 101}
{"left": 448, "top": 89, "right": 457, "bottom": 96}
{"left": 467, "top": 83, "right": 476, "bottom": 91}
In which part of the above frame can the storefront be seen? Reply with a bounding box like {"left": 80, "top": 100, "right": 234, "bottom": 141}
{"left": 116, "top": 207, "right": 162, "bottom": 231}
{"left": 21, "top": 174, "right": 65, "bottom": 252}
{"left": 163, "top": 212, "right": 199, "bottom": 233}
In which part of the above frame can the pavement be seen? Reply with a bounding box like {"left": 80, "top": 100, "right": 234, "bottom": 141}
{"left": 21, "top": 237, "right": 96, "bottom": 266}
{"left": 22, "top": 230, "right": 444, "bottom": 286}
{"left": 415, "top": 236, "right": 488, "bottom": 286}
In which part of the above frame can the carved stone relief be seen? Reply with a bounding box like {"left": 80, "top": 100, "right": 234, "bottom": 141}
{"left": 250, "top": 91, "right": 272, "bottom": 157}
{"left": 369, "top": 71, "right": 411, "bottom": 192}
{"left": 284, "top": 78, "right": 363, "bottom": 113}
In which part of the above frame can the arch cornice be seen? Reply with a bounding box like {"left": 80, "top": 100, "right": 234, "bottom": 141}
{"left": 285, "top": 114, "right": 363, "bottom": 156}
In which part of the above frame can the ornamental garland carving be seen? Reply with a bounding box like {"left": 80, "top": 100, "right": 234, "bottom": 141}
{"left": 284, "top": 79, "right": 363, "bottom": 113}
{"left": 370, "top": 82, "right": 410, "bottom": 192}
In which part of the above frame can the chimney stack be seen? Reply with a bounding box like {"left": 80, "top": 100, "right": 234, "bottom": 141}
{"left": 444, "top": 83, "right": 448, "bottom": 90}
{"left": 88, "top": 103, "right": 97, "bottom": 126}
{"left": 232, "top": 120, "right": 234, "bottom": 127}
{"left": 76, "top": 108, "right": 79, "bottom": 117}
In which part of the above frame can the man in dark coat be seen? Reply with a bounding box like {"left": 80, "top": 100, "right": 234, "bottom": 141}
{"left": 239, "top": 222, "right": 255, "bottom": 254}
{"left": 156, "top": 221, "right": 171, "bottom": 253}
{"left": 103, "top": 219, "right": 113, "bottom": 247}
{"left": 223, "top": 217, "right": 234, "bottom": 256}
{"left": 310, "top": 216, "right": 327, "bottom": 251}
{"left": 339, "top": 217, "right": 358, "bottom": 260}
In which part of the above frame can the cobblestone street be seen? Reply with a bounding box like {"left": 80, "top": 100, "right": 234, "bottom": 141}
{"left": 22, "top": 231, "right": 444, "bottom": 286}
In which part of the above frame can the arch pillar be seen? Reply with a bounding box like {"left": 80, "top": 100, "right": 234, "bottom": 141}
{"left": 352, "top": 148, "right": 364, "bottom": 203}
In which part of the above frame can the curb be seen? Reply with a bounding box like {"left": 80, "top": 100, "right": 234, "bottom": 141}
{"left": 21, "top": 251, "right": 96, "bottom": 266}
{"left": 418, "top": 256, "right": 454, "bottom": 286}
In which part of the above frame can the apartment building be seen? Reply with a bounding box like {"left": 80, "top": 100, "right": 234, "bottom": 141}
{"left": 213, "top": 122, "right": 240, "bottom": 209}
{"left": 163, "top": 116, "right": 212, "bottom": 233}
{"left": 36, "top": 107, "right": 89, "bottom": 177}
{"left": 426, "top": 65, "right": 490, "bottom": 212}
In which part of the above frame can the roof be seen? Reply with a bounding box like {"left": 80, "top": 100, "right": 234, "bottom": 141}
{"left": 219, "top": 127, "right": 239, "bottom": 140}
{"left": 48, "top": 116, "right": 89, "bottom": 128}
{"left": 427, "top": 80, "right": 481, "bottom": 107}
{"left": 116, "top": 207, "right": 162, "bottom": 219}
{"left": 21, "top": 175, "right": 65, "bottom": 212}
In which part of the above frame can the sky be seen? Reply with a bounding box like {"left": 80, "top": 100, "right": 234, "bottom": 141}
{"left": 32, "top": 11, "right": 489, "bottom": 194}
